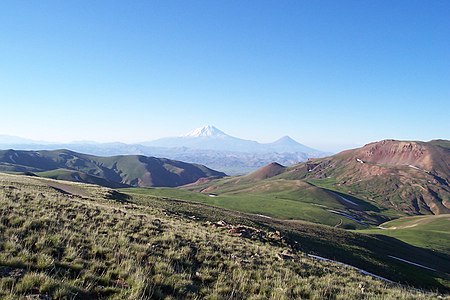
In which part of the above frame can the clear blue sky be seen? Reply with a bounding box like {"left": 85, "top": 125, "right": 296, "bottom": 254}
{"left": 0, "top": 1, "right": 449, "bottom": 151}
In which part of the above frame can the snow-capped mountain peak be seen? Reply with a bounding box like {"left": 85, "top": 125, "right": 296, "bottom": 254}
{"left": 184, "top": 125, "right": 228, "bottom": 138}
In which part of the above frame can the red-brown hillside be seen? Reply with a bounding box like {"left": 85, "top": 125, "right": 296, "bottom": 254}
{"left": 282, "top": 140, "right": 450, "bottom": 215}
{"left": 340, "top": 140, "right": 449, "bottom": 178}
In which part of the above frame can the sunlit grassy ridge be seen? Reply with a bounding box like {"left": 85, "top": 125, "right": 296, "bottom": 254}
{"left": 358, "top": 214, "right": 450, "bottom": 255}
{"left": 0, "top": 173, "right": 448, "bottom": 299}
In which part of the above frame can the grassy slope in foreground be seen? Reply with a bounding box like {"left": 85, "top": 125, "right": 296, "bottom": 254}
{"left": 358, "top": 214, "right": 450, "bottom": 255}
{"left": 0, "top": 173, "right": 448, "bottom": 299}
{"left": 123, "top": 187, "right": 450, "bottom": 293}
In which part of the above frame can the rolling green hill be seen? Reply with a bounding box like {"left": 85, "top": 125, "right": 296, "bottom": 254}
{"left": 181, "top": 166, "right": 392, "bottom": 228}
{"left": 122, "top": 184, "right": 372, "bottom": 229}
{"left": 0, "top": 149, "right": 225, "bottom": 188}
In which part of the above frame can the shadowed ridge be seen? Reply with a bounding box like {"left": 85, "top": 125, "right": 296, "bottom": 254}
{"left": 246, "top": 162, "right": 287, "bottom": 180}
{"left": 0, "top": 149, "right": 226, "bottom": 188}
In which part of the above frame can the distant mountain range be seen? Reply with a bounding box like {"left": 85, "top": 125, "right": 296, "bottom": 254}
{"left": 0, "top": 126, "right": 329, "bottom": 174}
{"left": 142, "top": 125, "right": 322, "bottom": 154}
{"left": 0, "top": 149, "right": 225, "bottom": 188}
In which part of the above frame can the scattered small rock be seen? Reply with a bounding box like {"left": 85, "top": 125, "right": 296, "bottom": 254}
{"left": 150, "top": 243, "right": 161, "bottom": 249}
{"left": 268, "top": 230, "right": 282, "bottom": 241}
{"left": 205, "top": 221, "right": 285, "bottom": 245}
{"left": 277, "top": 249, "right": 295, "bottom": 260}
{"left": 215, "top": 220, "right": 227, "bottom": 227}
{"left": 250, "top": 253, "right": 260, "bottom": 259}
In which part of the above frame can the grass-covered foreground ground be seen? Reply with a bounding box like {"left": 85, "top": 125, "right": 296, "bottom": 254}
{"left": 0, "top": 173, "right": 448, "bottom": 299}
